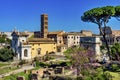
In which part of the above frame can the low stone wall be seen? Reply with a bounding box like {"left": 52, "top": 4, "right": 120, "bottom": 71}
{"left": 49, "top": 75, "right": 76, "bottom": 80}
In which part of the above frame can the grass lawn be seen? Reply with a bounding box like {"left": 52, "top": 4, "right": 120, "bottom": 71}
{"left": 0, "top": 63, "right": 9, "bottom": 67}
{"left": 0, "top": 72, "right": 30, "bottom": 80}
{"left": 0, "top": 67, "right": 19, "bottom": 75}
{"left": 107, "top": 71, "right": 120, "bottom": 80}
{"left": 0, "top": 67, "right": 41, "bottom": 80}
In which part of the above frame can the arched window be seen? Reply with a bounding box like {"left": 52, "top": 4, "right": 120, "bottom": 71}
{"left": 38, "top": 48, "right": 41, "bottom": 55}
{"left": 24, "top": 49, "right": 28, "bottom": 57}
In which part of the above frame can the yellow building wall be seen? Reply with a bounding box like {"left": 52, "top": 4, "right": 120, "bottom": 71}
{"left": 30, "top": 43, "right": 56, "bottom": 58}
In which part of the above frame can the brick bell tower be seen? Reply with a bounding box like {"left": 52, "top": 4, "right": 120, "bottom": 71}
{"left": 41, "top": 14, "right": 48, "bottom": 38}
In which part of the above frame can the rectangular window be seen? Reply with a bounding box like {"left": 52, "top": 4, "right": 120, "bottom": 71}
{"left": 45, "top": 17, "right": 48, "bottom": 20}
{"left": 45, "top": 26, "right": 48, "bottom": 29}
{"left": 44, "top": 22, "right": 48, "bottom": 25}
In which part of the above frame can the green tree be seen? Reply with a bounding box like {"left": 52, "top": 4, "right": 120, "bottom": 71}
{"left": 111, "top": 43, "right": 120, "bottom": 60}
{"left": 0, "top": 34, "right": 11, "bottom": 44}
{"left": 0, "top": 37, "right": 6, "bottom": 43}
{"left": 0, "top": 47, "right": 15, "bottom": 61}
{"left": 114, "top": 6, "right": 120, "bottom": 20}
{"left": 81, "top": 6, "right": 116, "bottom": 59}
{"left": 6, "top": 38, "right": 12, "bottom": 44}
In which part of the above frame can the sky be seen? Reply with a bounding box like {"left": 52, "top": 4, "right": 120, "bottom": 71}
{"left": 0, "top": 0, "right": 120, "bottom": 34}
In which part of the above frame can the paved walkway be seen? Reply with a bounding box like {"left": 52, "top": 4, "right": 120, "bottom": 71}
{"left": 0, "top": 65, "right": 34, "bottom": 78}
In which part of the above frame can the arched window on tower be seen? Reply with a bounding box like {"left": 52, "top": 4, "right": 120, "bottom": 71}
{"left": 24, "top": 49, "right": 28, "bottom": 57}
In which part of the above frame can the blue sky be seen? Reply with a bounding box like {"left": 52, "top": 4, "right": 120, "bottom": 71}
{"left": 0, "top": 0, "right": 120, "bottom": 34}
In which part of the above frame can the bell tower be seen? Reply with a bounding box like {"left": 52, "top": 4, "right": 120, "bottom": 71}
{"left": 41, "top": 14, "right": 48, "bottom": 38}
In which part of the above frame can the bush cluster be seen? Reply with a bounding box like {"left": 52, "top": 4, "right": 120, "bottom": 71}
{"left": 0, "top": 48, "right": 14, "bottom": 61}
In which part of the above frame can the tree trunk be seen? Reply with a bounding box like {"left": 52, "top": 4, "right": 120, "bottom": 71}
{"left": 103, "top": 34, "right": 111, "bottom": 60}
{"left": 98, "top": 26, "right": 111, "bottom": 60}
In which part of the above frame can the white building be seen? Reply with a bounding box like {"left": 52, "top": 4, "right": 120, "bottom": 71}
{"left": 63, "top": 32, "right": 84, "bottom": 47}
{"left": 11, "top": 30, "right": 31, "bottom": 60}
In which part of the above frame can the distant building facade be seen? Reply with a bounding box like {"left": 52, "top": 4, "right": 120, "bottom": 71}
{"left": 81, "top": 30, "right": 92, "bottom": 36}
{"left": 63, "top": 32, "right": 84, "bottom": 47}
{"left": 112, "top": 30, "right": 120, "bottom": 43}
{"left": 3, "top": 32, "right": 12, "bottom": 40}
{"left": 100, "top": 27, "right": 120, "bottom": 45}
{"left": 11, "top": 13, "right": 104, "bottom": 60}
{"left": 34, "top": 31, "right": 41, "bottom": 38}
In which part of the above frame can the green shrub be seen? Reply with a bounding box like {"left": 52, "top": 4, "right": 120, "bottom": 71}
{"left": 35, "top": 60, "right": 40, "bottom": 67}
{"left": 84, "top": 77, "right": 92, "bottom": 80}
{"left": 39, "top": 62, "right": 49, "bottom": 67}
{"left": 34, "top": 57, "right": 39, "bottom": 61}
{"left": 111, "top": 64, "right": 119, "bottom": 71}
{"left": 58, "top": 61, "right": 72, "bottom": 67}
{"left": 0, "top": 48, "right": 14, "bottom": 61}
{"left": 82, "top": 68, "right": 112, "bottom": 80}
{"left": 81, "top": 69, "right": 90, "bottom": 76}
{"left": 76, "top": 76, "right": 84, "bottom": 80}
{"left": 19, "top": 60, "right": 26, "bottom": 65}
{"left": 35, "top": 61, "right": 49, "bottom": 67}
{"left": 66, "top": 61, "right": 72, "bottom": 66}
